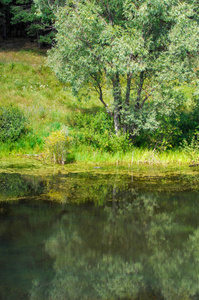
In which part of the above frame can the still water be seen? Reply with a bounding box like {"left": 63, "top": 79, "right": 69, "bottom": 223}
{"left": 0, "top": 165, "right": 199, "bottom": 300}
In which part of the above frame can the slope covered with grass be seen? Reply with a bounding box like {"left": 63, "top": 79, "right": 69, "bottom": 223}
{"left": 0, "top": 39, "right": 198, "bottom": 166}
{"left": 0, "top": 39, "right": 104, "bottom": 155}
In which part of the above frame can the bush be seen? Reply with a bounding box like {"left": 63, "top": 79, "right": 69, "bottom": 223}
{"left": 71, "top": 111, "right": 130, "bottom": 153}
{"left": 180, "top": 135, "right": 199, "bottom": 162}
{"left": 133, "top": 91, "right": 199, "bottom": 150}
{"left": 0, "top": 106, "right": 26, "bottom": 142}
{"left": 45, "top": 126, "right": 72, "bottom": 164}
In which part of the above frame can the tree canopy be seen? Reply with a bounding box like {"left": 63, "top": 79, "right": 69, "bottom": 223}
{"left": 0, "top": 0, "right": 57, "bottom": 44}
{"left": 48, "top": 0, "right": 199, "bottom": 136}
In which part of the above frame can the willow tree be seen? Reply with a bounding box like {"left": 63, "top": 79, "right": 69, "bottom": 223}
{"left": 48, "top": 0, "right": 199, "bottom": 135}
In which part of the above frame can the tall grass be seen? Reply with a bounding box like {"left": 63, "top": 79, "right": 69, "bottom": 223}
{"left": 71, "top": 145, "right": 192, "bottom": 166}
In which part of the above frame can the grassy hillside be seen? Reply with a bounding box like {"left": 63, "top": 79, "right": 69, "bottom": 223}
{"left": 0, "top": 40, "right": 103, "bottom": 153}
{"left": 0, "top": 39, "right": 198, "bottom": 166}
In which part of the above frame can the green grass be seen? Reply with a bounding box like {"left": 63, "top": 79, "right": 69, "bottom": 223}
{"left": 70, "top": 145, "right": 193, "bottom": 166}
{"left": 0, "top": 41, "right": 103, "bottom": 154}
{"left": 0, "top": 40, "right": 198, "bottom": 166}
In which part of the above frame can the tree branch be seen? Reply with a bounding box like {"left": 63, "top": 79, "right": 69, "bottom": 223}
{"left": 125, "top": 72, "right": 132, "bottom": 106}
{"left": 135, "top": 71, "right": 145, "bottom": 109}
{"left": 140, "top": 80, "right": 164, "bottom": 109}
{"left": 91, "top": 74, "right": 113, "bottom": 116}
{"left": 99, "top": 0, "right": 114, "bottom": 25}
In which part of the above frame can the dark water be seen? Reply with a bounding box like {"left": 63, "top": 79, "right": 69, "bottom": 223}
{"left": 0, "top": 170, "right": 199, "bottom": 300}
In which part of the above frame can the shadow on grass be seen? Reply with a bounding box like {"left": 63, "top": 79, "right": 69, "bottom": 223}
{"left": 66, "top": 106, "right": 105, "bottom": 126}
{"left": 0, "top": 38, "right": 48, "bottom": 55}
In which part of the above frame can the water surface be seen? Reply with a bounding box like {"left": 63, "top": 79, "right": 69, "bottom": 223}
{"left": 0, "top": 162, "right": 199, "bottom": 300}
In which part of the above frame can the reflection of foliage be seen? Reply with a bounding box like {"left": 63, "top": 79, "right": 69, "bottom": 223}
{"left": 2, "top": 171, "right": 199, "bottom": 203}
{"left": 1, "top": 172, "right": 199, "bottom": 299}
{"left": 0, "top": 200, "right": 67, "bottom": 300}
{"left": 30, "top": 192, "right": 199, "bottom": 300}
{"left": 39, "top": 256, "right": 143, "bottom": 300}
{"left": 148, "top": 224, "right": 199, "bottom": 300}
{"left": 95, "top": 257, "right": 142, "bottom": 300}
{"left": 31, "top": 209, "right": 143, "bottom": 300}
{"left": 0, "top": 173, "right": 45, "bottom": 199}
{"left": 45, "top": 173, "right": 137, "bottom": 204}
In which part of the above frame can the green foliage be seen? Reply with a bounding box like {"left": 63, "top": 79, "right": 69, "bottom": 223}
{"left": 71, "top": 111, "right": 130, "bottom": 153}
{"left": 0, "top": 0, "right": 13, "bottom": 38}
{"left": 0, "top": 105, "right": 26, "bottom": 142}
{"left": 0, "top": 0, "right": 57, "bottom": 44}
{"left": 1, "top": 37, "right": 199, "bottom": 162}
{"left": 133, "top": 88, "right": 199, "bottom": 150}
{"left": 48, "top": 0, "right": 199, "bottom": 135}
{"left": 27, "top": 183, "right": 199, "bottom": 300}
{"left": 180, "top": 136, "right": 199, "bottom": 162}
{"left": 45, "top": 126, "right": 72, "bottom": 164}
{"left": 0, "top": 173, "right": 45, "bottom": 198}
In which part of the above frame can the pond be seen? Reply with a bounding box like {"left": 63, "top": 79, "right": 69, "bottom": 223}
{"left": 0, "top": 160, "right": 199, "bottom": 300}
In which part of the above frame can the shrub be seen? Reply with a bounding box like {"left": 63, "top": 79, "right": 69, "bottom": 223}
{"left": 0, "top": 106, "right": 26, "bottom": 142}
{"left": 71, "top": 111, "right": 131, "bottom": 153}
{"left": 45, "top": 126, "right": 72, "bottom": 164}
{"left": 180, "top": 135, "right": 199, "bottom": 162}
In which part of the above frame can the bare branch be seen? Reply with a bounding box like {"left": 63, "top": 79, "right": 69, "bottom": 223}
{"left": 91, "top": 74, "right": 113, "bottom": 116}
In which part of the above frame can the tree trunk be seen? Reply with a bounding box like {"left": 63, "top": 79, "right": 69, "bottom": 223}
{"left": 136, "top": 71, "right": 145, "bottom": 110}
{"left": 123, "top": 72, "right": 132, "bottom": 133}
{"left": 112, "top": 72, "right": 122, "bottom": 135}
{"left": 114, "top": 112, "right": 120, "bottom": 135}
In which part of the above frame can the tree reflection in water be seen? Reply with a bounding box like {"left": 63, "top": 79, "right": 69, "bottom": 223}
{"left": 30, "top": 193, "right": 199, "bottom": 300}
{"left": 0, "top": 171, "right": 199, "bottom": 299}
